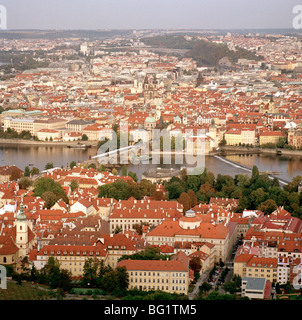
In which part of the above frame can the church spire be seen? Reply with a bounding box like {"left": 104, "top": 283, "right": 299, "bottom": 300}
{"left": 17, "top": 200, "right": 26, "bottom": 221}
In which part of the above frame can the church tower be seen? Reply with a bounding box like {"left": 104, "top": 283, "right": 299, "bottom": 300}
{"left": 15, "top": 201, "right": 29, "bottom": 258}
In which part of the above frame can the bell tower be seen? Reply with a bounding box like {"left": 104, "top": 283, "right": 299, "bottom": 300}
{"left": 15, "top": 201, "right": 29, "bottom": 258}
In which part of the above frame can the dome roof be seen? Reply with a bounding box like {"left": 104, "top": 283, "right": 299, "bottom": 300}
{"left": 145, "top": 116, "right": 156, "bottom": 123}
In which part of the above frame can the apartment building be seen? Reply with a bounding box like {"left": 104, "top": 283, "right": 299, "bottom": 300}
{"left": 278, "top": 239, "right": 302, "bottom": 260}
{"left": 32, "top": 243, "right": 107, "bottom": 277}
{"left": 277, "top": 257, "right": 291, "bottom": 285}
{"left": 224, "top": 128, "right": 256, "bottom": 146}
{"left": 259, "top": 131, "right": 286, "bottom": 146}
{"left": 236, "top": 256, "right": 278, "bottom": 283}
{"left": 3, "top": 117, "right": 67, "bottom": 136}
{"left": 117, "top": 254, "right": 189, "bottom": 295}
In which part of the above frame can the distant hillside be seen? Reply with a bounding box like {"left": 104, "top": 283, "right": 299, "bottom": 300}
{"left": 142, "top": 35, "right": 263, "bottom": 67}
{"left": 0, "top": 29, "right": 133, "bottom": 40}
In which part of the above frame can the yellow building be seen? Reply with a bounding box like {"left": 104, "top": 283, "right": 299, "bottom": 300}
{"left": 3, "top": 117, "right": 67, "bottom": 136}
{"left": 224, "top": 129, "right": 256, "bottom": 146}
{"left": 259, "top": 131, "right": 287, "bottom": 146}
{"left": 117, "top": 253, "right": 189, "bottom": 294}
{"left": 224, "top": 129, "right": 242, "bottom": 146}
{"left": 234, "top": 254, "right": 278, "bottom": 283}
{"left": 33, "top": 243, "right": 107, "bottom": 277}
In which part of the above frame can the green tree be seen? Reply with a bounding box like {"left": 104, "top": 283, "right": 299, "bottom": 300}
{"left": 58, "top": 269, "right": 72, "bottom": 292}
{"left": 30, "top": 167, "right": 40, "bottom": 176}
{"left": 88, "top": 163, "right": 96, "bottom": 169}
{"left": 138, "top": 179, "right": 156, "bottom": 196}
{"left": 166, "top": 181, "right": 185, "bottom": 200}
{"left": 128, "top": 171, "right": 138, "bottom": 182}
{"left": 257, "top": 199, "right": 278, "bottom": 215}
{"left": 186, "top": 175, "right": 201, "bottom": 193}
{"left": 42, "top": 191, "right": 58, "bottom": 209}
{"left": 18, "top": 177, "right": 33, "bottom": 190}
{"left": 98, "top": 180, "right": 130, "bottom": 200}
{"left": 121, "top": 165, "right": 127, "bottom": 176}
{"left": 222, "top": 281, "right": 238, "bottom": 294}
{"left": 82, "top": 134, "right": 88, "bottom": 141}
{"left": 102, "top": 267, "right": 129, "bottom": 293}
{"left": 40, "top": 256, "right": 60, "bottom": 288}
{"left": 83, "top": 258, "right": 99, "bottom": 287}
{"left": 69, "top": 161, "right": 77, "bottom": 169}
{"left": 219, "top": 138, "right": 227, "bottom": 146}
{"left": 251, "top": 165, "right": 259, "bottom": 183}
{"left": 284, "top": 176, "right": 302, "bottom": 193}
{"left": 69, "top": 179, "right": 79, "bottom": 192}
{"left": 45, "top": 162, "right": 54, "bottom": 170}
{"left": 235, "top": 174, "right": 251, "bottom": 189}
{"left": 199, "top": 168, "right": 215, "bottom": 186}
{"left": 20, "top": 256, "right": 31, "bottom": 276}
{"left": 34, "top": 177, "right": 68, "bottom": 205}
{"left": 249, "top": 188, "right": 267, "bottom": 209}
{"left": 199, "top": 282, "right": 212, "bottom": 296}
{"left": 24, "top": 166, "right": 31, "bottom": 177}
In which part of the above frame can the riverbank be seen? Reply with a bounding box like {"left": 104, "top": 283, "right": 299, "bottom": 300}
{"left": 220, "top": 146, "right": 302, "bottom": 157}
{"left": 0, "top": 138, "right": 99, "bottom": 148}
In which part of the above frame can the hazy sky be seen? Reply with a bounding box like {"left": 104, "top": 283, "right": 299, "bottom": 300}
{"left": 1, "top": 0, "right": 300, "bottom": 30}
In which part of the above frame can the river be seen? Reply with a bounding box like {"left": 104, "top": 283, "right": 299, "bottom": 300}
{"left": 0, "top": 144, "right": 301, "bottom": 183}
{"left": 0, "top": 144, "right": 97, "bottom": 171}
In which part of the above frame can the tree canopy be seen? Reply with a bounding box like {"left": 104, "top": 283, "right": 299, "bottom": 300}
{"left": 33, "top": 177, "right": 69, "bottom": 208}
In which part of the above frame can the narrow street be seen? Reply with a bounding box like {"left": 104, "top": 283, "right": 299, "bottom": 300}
{"left": 189, "top": 258, "right": 235, "bottom": 299}
{"left": 188, "top": 269, "right": 211, "bottom": 300}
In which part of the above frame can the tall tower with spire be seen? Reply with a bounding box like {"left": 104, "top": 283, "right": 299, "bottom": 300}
{"left": 15, "top": 201, "right": 29, "bottom": 258}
